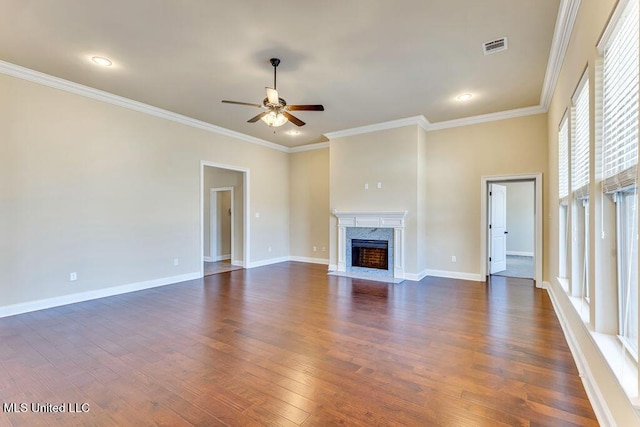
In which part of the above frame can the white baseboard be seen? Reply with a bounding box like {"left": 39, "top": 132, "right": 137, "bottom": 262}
{"left": 506, "top": 251, "right": 534, "bottom": 257}
{"left": 289, "top": 256, "right": 329, "bottom": 265}
{"left": 425, "top": 269, "right": 483, "bottom": 282}
{"left": 404, "top": 270, "right": 428, "bottom": 281}
{"left": 0, "top": 272, "right": 201, "bottom": 319}
{"left": 328, "top": 264, "right": 338, "bottom": 271}
{"left": 247, "top": 256, "right": 290, "bottom": 269}
{"left": 545, "top": 280, "right": 617, "bottom": 426}
{"left": 203, "top": 256, "right": 214, "bottom": 262}
{"left": 232, "top": 259, "right": 244, "bottom": 267}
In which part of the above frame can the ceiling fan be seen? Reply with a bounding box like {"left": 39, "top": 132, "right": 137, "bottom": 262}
{"left": 222, "top": 58, "right": 324, "bottom": 127}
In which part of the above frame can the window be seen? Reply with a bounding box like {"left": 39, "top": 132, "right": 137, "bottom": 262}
{"left": 559, "top": 117, "right": 570, "bottom": 281}
{"left": 571, "top": 73, "right": 590, "bottom": 301}
{"left": 617, "top": 190, "right": 638, "bottom": 358}
{"left": 601, "top": 0, "right": 639, "bottom": 357}
{"left": 559, "top": 117, "right": 570, "bottom": 201}
{"left": 572, "top": 75, "right": 590, "bottom": 198}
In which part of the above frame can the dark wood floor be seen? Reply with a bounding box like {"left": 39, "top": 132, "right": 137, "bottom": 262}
{"left": 0, "top": 262, "right": 597, "bottom": 426}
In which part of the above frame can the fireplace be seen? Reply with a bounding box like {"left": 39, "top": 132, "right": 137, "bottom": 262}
{"left": 332, "top": 210, "right": 407, "bottom": 282}
{"left": 351, "top": 239, "right": 388, "bottom": 270}
{"left": 345, "top": 226, "right": 393, "bottom": 278}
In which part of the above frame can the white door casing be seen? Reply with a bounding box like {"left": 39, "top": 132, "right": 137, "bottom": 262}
{"left": 490, "top": 183, "right": 507, "bottom": 274}
{"left": 200, "top": 161, "right": 249, "bottom": 277}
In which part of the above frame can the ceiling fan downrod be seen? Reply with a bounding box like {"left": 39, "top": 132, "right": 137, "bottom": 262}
{"left": 270, "top": 57, "right": 280, "bottom": 90}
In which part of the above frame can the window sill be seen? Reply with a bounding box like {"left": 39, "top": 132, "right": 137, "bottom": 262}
{"left": 590, "top": 331, "right": 639, "bottom": 406}
{"left": 569, "top": 295, "right": 590, "bottom": 324}
{"left": 562, "top": 284, "right": 639, "bottom": 407}
{"left": 557, "top": 276, "right": 569, "bottom": 293}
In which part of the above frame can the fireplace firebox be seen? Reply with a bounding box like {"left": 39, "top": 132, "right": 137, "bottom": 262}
{"left": 351, "top": 239, "right": 389, "bottom": 270}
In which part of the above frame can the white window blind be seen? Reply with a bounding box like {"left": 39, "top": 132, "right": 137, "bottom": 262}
{"left": 602, "top": 0, "right": 639, "bottom": 192}
{"left": 559, "top": 117, "right": 569, "bottom": 201}
{"left": 571, "top": 75, "right": 590, "bottom": 198}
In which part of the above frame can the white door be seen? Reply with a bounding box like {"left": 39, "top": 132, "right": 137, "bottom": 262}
{"left": 490, "top": 183, "right": 507, "bottom": 274}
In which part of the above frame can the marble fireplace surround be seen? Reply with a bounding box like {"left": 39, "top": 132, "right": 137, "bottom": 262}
{"left": 332, "top": 210, "right": 407, "bottom": 283}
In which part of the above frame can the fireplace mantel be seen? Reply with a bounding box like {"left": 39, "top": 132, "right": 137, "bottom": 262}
{"left": 332, "top": 210, "right": 407, "bottom": 228}
{"left": 332, "top": 210, "right": 407, "bottom": 282}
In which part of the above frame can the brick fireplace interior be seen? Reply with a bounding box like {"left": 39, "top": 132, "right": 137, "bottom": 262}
{"left": 351, "top": 239, "right": 389, "bottom": 270}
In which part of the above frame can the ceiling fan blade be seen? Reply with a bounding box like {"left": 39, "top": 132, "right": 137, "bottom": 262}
{"left": 266, "top": 87, "right": 279, "bottom": 105}
{"left": 282, "top": 111, "right": 305, "bottom": 127}
{"left": 222, "top": 100, "right": 262, "bottom": 108}
{"left": 287, "top": 105, "right": 325, "bottom": 111}
{"left": 247, "top": 112, "right": 268, "bottom": 123}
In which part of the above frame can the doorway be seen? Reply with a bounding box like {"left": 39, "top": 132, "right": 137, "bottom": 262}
{"left": 205, "top": 187, "right": 242, "bottom": 276}
{"left": 200, "top": 162, "right": 250, "bottom": 277}
{"left": 491, "top": 181, "right": 535, "bottom": 279}
{"left": 481, "top": 174, "right": 542, "bottom": 287}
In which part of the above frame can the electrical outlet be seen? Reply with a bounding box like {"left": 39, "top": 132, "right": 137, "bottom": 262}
{"left": 364, "top": 183, "right": 369, "bottom": 190}
{"left": 313, "top": 246, "right": 317, "bottom": 252}
{"left": 173, "top": 258, "right": 179, "bottom": 266}
{"left": 377, "top": 182, "right": 382, "bottom": 189}
{"left": 255, "top": 212, "right": 260, "bottom": 218}
{"left": 451, "top": 256, "right": 457, "bottom": 263}
{"left": 268, "top": 246, "right": 272, "bottom": 253}
{"left": 322, "top": 247, "right": 326, "bottom": 252}
{"left": 70, "top": 272, "right": 77, "bottom": 281}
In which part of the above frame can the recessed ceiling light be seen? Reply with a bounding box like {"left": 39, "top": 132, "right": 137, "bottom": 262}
{"left": 456, "top": 93, "right": 473, "bottom": 101}
{"left": 286, "top": 130, "right": 301, "bottom": 136}
{"left": 91, "top": 56, "right": 112, "bottom": 67}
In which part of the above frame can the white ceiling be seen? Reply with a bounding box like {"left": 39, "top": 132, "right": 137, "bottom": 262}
{"left": 0, "top": 0, "right": 560, "bottom": 148}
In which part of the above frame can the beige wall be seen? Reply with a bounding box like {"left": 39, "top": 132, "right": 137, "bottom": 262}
{"left": 327, "top": 116, "right": 546, "bottom": 277}
{"left": 504, "top": 181, "right": 534, "bottom": 254}
{"left": 0, "top": 73, "right": 289, "bottom": 308}
{"left": 425, "top": 114, "right": 548, "bottom": 276}
{"left": 203, "top": 167, "right": 243, "bottom": 261}
{"left": 329, "top": 126, "right": 420, "bottom": 273}
{"left": 417, "top": 127, "right": 429, "bottom": 273}
{"left": 289, "top": 148, "right": 329, "bottom": 261}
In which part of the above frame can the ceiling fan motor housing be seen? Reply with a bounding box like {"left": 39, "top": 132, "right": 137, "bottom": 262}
{"left": 263, "top": 97, "right": 287, "bottom": 108}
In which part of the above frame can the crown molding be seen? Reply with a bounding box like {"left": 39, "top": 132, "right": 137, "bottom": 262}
{"left": 540, "top": 0, "right": 582, "bottom": 109}
{"left": 0, "top": 60, "right": 289, "bottom": 153}
{"left": 324, "top": 115, "right": 430, "bottom": 140}
{"left": 289, "top": 142, "right": 330, "bottom": 153}
{"left": 427, "top": 105, "right": 547, "bottom": 131}
{"left": 321, "top": 103, "right": 546, "bottom": 140}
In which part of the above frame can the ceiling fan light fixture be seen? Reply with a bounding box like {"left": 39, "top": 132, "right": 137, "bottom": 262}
{"left": 261, "top": 111, "right": 288, "bottom": 127}
{"left": 456, "top": 93, "right": 473, "bottom": 101}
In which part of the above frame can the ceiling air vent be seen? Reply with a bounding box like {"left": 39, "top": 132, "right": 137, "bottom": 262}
{"left": 482, "top": 37, "right": 508, "bottom": 55}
